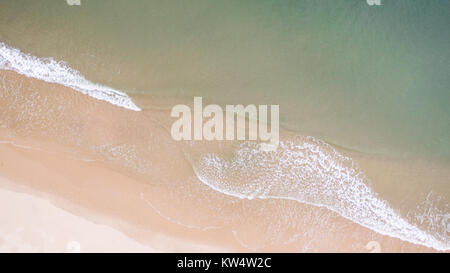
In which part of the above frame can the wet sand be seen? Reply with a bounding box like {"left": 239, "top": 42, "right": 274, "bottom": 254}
{"left": 0, "top": 69, "right": 447, "bottom": 252}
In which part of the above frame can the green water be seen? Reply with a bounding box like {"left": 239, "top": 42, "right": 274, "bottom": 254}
{"left": 0, "top": 0, "right": 449, "bottom": 159}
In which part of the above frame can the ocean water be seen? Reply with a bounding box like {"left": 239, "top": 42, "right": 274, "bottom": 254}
{"left": 0, "top": 0, "right": 449, "bottom": 250}
{"left": 0, "top": 0, "right": 449, "bottom": 159}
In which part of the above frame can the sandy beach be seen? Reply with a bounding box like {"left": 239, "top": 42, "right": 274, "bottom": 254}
{"left": 1, "top": 68, "right": 448, "bottom": 252}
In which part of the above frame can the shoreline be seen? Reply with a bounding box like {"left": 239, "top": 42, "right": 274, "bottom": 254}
{"left": 0, "top": 143, "right": 240, "bottom": 253}
{"left": 0, "top": 177, "right": 232, "bottom": 253}
{"left": 0, "top": 138, "right": 443, "bottom": 252}
{"left": 0, "top": 68, "right": 448, "bottom": 252}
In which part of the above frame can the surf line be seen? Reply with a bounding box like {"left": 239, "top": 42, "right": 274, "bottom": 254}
{"left": 170, "top": 97, "right": 279, "bottom": 151}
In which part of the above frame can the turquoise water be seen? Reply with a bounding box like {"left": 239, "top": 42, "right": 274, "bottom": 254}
{"left": 0, "top": 0, "right": 449, "bottom": 159}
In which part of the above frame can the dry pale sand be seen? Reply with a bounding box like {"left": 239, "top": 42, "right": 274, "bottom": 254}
{"left": 0, "top": 178, "right": 157, "bottom": 253}
{"left": 0, "top": 69, "right": 447, "bottom": 252}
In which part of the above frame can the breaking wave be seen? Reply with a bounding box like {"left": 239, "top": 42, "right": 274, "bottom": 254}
{"left": 191, "top": 137, "right": 449, "bottom": 251}
{"left": 0, "top": 42, "right": 140, "bottom": 111}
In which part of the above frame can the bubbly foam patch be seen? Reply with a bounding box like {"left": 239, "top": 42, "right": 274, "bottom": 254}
{"left": 192, "top": 136, "right": 449, "bottom": 251}
{"left": 407, "top": 191, "right": 450, "bottom": 245}
{"left": 0, "top": 42, "right": 140, "bottom": 111}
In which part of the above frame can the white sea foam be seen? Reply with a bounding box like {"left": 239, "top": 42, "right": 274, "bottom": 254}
{"left": 192, "top": 136, "right": 449, "bottom": 251}
{"left": 0, "top": 42, "right": 141, "bottom": 111}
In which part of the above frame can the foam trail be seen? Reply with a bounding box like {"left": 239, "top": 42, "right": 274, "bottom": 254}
{"left": 192, "top": 136, "right": 449, "bottom": 251}
{"left": 0, "top": 42, "right": 141, "bottom": 111}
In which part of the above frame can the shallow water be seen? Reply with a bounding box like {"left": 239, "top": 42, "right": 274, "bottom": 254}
{"left": 0, "top": 0, "right": 449, "bottom": 159}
